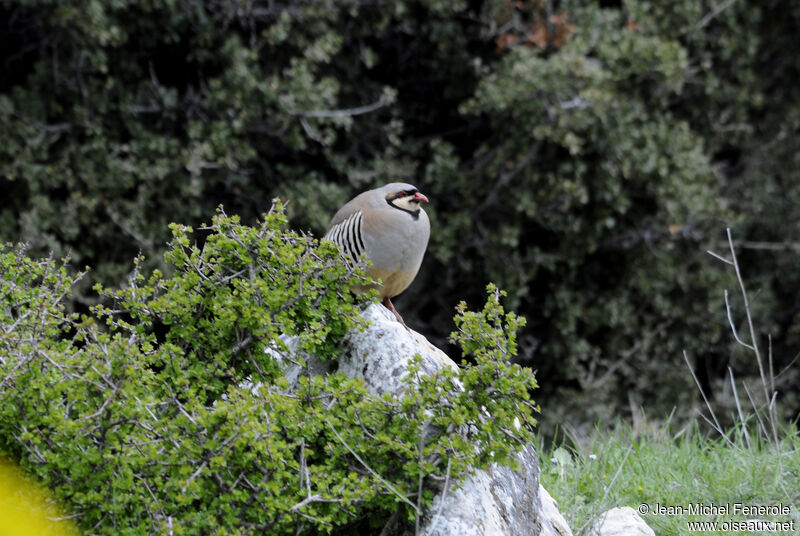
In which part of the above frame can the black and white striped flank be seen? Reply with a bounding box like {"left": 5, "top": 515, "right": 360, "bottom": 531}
{"left": 324, "top": 210, "right": 366, "bottom": 263}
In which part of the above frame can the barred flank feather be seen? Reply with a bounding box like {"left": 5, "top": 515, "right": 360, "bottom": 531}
{"left": 325, "top": 210, "right": 364, "bottom": 264}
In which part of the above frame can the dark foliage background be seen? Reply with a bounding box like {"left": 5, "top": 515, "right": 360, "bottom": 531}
{"left": 2, "top": 0, "right": 799, "bottom": 433}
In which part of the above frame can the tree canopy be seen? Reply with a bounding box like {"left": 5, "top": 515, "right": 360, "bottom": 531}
{"left": 2, "top": 0, "right": 799, "bottom": 429}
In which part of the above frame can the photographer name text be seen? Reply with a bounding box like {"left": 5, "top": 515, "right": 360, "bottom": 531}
{"left": 640, "top": 502, "right": 791, "bottom": 517}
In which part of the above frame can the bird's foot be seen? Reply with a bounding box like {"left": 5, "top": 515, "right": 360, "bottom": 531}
{"left": 383, "top": 297, "right": 409, "bottom": 330}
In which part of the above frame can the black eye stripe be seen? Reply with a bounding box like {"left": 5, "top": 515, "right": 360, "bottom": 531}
{"left": 386, "top": 189, "right": 417, "bottom": 202}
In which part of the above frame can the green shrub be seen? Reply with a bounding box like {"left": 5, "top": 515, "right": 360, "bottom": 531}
{"left": 0, "top": 204, "right": 537, "bottom": 534}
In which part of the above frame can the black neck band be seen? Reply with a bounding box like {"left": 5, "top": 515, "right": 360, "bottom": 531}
{"left": 387, "top": 199, "right": 421, "bottom": 220}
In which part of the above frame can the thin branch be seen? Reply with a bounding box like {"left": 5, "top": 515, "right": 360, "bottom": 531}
{"left": 724, "top": 290, "right": 754, "bottom": 350}
{"left": 743, "top": 383, "right": 769, "bottom": 440}
{"left": 415, "top": 437, "right": 425, "bottom": 536}
{"left": 728, "top": 368, "right": 751, "bottom": 450}
{"left": 776, "top": 351, "right": 800, "bottom": 380}
{"left": 324, "top": 418, "right": 419, "bottom": 513}
{"left": 289, "top": 494, "right": 339, "bottom": 512}
{"left": 768, "top": 334, "right": 775, "bottom": 395}
{"left": 298, "top": 117, "right": 322, "bottom": 143}
{"left": 232, "top": 335, "right": 254, "bottom": 356}
{"left": 425, "top": 457, "right": 452, "bottom": 535}
{"left": 288, "top": 96, "right": 391, "bottom": 119}
{"left": 695, "top": 0, "right": 739, "bottom": 30}
{"left": 683, "top": 351, "right": 734, "bottom": 447}
{"left": 727, "top": 228, "right": 771, "bottom": 408}
{"left": 378, "top": 510, "right": 403, "bottom": 536}
{"left": 768, "top": 392, "right": 782, "bottom": 456}
{"left": 559, "top": 97, "right": 588, "bottom": 110}
{"left": 77, "top": 393, "right": 117, "bottom": 422}
{"left": 706, "top": 249, "right": 733, "bottom": 265}
{"left": 475, "top": 140, "right": 543, "bottom": 215}
{"left": 181, "top": 460, "right": 208, "bottom": 492}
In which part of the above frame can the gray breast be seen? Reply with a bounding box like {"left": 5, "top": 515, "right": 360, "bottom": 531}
{"left": 361, "top": 207, "right": 429, "bottom": 274}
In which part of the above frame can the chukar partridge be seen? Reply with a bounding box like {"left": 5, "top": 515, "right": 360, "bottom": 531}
{"left": 323, "top": 183, "right": 430, "bottom": 325}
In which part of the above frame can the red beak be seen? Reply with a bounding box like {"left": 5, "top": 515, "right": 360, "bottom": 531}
{"left": 413, "top": 192, "right": 429, "bottom": 203}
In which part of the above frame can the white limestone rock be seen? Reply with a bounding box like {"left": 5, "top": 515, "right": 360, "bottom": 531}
{"left": 584, "top": 507, "right": 656, "bottom": 536}
{"left": 539, "top": 485, "right": 576, "bottom": 536}
{"left": 337, "top": 303, "right": 458, "bottom": 396}
{"left": 415, "top": 445, "right": 574, "bottom": 536}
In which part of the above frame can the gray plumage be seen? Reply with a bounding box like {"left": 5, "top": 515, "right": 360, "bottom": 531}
{"left": 324, "top": 183, "right": 430, "bottom": 323}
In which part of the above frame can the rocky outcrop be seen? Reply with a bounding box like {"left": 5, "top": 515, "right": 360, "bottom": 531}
{"left": 337, "top": 304, "right": 459, "bottom": 394}
{"left": 414, "top": 446, "right": 574, "bottom": 536}
{"left": 268, "top": 303, "right": 574, "bottom": 536}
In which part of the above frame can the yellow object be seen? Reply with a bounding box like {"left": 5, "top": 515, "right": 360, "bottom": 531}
{"left": 0, "top": 458, "right": 79, "bottom": 536}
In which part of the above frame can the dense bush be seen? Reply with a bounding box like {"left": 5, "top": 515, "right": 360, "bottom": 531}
{"left": 1, "top": 0, "right": 798, "bottom": 428}
{"left": 0, "top": 205, "right": 537, "bottom": 534}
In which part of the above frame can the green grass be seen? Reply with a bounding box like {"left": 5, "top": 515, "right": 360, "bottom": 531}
{"left": 539, "top": 423, "right": 800, "bottom": 535}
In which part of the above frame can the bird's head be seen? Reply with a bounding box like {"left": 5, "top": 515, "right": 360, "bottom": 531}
{"left": 383, "top": 183, "right": 429, "bottom": 215}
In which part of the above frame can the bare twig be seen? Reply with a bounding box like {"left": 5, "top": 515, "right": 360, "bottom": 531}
{"left": 475, "top": 140, "right": 543, "bottom": 215}
{"left": 425, "top": 457, "right": 452, "bottom": 535}
{"left": 294, "top": 98, "right": 390, "bottom": 118}
{"left": 289, "top": 494, "right": 329, "bottom": 512}
{"left": 724, "top": 290, "right": 754, "bottom": 350}
{"left": 683, "top": 351, "right": 735, "bottom": 447}
{"left": 768, "top": 392, "right": 781, "bottom": 450}
{"left": 709, "top": 229, "right": 785, "bottom": 451}
{"left": 181, "top": 460, "right": 208, "bottom": 492}
{"left": 706, "top": 249, "right": 733, "bottom": 265}
{"left": 725, "top": 229, "right": 782, "bottom": 455}
{"left": 742, "top": 383, "right": 769, "bottom": 440}
{"left": 728, "top": 368, "right": 751, "bottom": 450}
{"left": 324, "top": 418, "right": 419, "bottom": 513}
{"left": 378, "top": 510, "right": 403, "bottom": 536}
{"left": 415, "top": 437, "right": 425, "bottom": 536}
{"left": 695, "top": 0, "right": 739, "bottom": 30}
{"left": 727, "top": 228, "right": 771, "bottom": 407}
{"left": 768, "top": 334, "right": 775, "bottom": 395}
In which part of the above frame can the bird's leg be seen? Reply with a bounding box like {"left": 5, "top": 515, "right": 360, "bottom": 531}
{"left": 383, "top": 297, "right": 408, "bottom": 328}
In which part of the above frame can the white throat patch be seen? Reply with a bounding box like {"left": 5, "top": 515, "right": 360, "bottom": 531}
{"left": 391, "top": 196, "right": 421, "bottom": 213}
